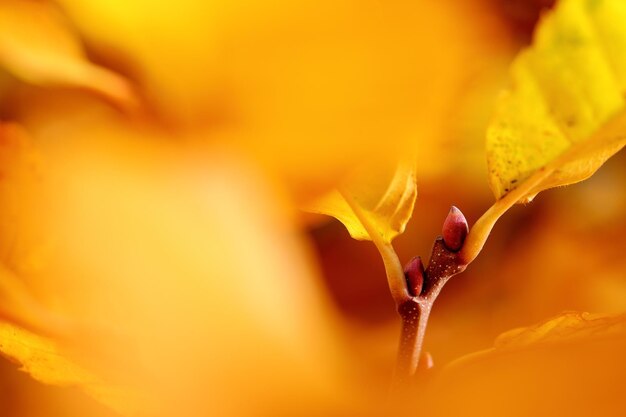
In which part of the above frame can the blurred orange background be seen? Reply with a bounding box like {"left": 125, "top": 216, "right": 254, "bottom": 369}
{"left": 1, "top": 0, "right": 626, "bottom": 416}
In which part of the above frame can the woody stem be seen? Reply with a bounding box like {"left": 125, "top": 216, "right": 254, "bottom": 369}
{"left": 392, "top": 237, "right": 468, "bottom": 388}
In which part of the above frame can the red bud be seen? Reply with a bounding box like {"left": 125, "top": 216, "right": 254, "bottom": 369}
{"left": 418, "top": 351, "right": 434, "bottom": 372}
{"left": 404, "top": 256, "right": 424, "bottom": 297}
{"left": 442, "top": 206, "right": 469, "bottom": 252}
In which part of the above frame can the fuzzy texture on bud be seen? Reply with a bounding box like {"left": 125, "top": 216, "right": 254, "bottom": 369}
{"left": 403, "top": 256, "right": 424, "bottom": 297}
{"left": 442, "top": 206, "right": 469, "bottom": 252}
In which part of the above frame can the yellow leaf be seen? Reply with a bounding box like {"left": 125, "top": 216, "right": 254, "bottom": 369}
{"left": 486, "top": 0, "right": 626, "bottom": 202}
{"left": 461, "top": 0, "right": 626, "bottom": 264}
{"left": 304, "top": 159, "right": 417, "bottom": 243}
{"left": 449, "top": 311, "right": 626, "bottom": 368}
{"left": 0, "top": 321, "right": 143, "bottom": 416}
{"left": 0, "top": 0, "right": 137, "bottom": 109}
{"left": 428, "top": 312, "right": 626, "bottom": 417}
{"left": 494, "top": 311, "right": 626, "bottom": 349}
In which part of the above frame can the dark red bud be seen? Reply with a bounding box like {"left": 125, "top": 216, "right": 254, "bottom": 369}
{"left": 442, "top": 206, "right": 469, "bottom": 252}
{"left": 404, "top": 256, "right": 424, "bottom": 297}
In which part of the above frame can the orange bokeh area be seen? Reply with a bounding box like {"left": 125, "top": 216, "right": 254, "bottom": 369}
{"left": 2, "top": 0, "right": 626, "bottom": 416}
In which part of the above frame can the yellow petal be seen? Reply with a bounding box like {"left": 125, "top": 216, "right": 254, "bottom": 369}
{"left": 486, "top": 0, "right": 626, "bottom": 201}
{"left": 0, "top": 0, "right": 137, "bottom": 110}
{"left": 304, "top": 159, "right": 417, "bottom": 243}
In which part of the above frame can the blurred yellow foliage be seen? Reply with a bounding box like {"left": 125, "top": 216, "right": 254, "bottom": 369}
{"left": 0, "top": 321, "right": 141, "bottom": 416}
{"left": 0, "top": 0, "right": 137, "bottom": 110}
{"left": 0, "top": 0, "right": 624, "bottom": 416}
